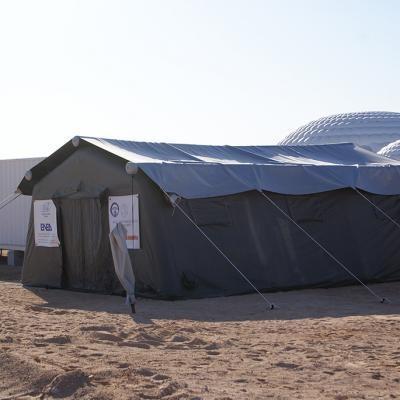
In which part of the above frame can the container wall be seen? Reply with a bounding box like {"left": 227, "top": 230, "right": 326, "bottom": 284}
{"left": 0, "top": 158, "right": 44, "bottom": 250}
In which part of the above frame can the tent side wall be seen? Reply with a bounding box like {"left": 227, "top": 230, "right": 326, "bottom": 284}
{"left": 171, "top": 190, "right": 400, "bottom": 297}
{"left": 22, "top": 143, "right": 400, "bottom": 298}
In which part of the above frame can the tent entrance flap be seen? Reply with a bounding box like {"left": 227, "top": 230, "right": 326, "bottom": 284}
{"left": 109, "top": 223, "right": 136, "bottom": 305}
{"left": 59, "top": 198, "right": 118, "bottom": 292}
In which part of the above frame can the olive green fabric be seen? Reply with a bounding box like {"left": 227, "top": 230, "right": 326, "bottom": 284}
{"left": 22, "top": 143, "right": 400, "bottom": 298}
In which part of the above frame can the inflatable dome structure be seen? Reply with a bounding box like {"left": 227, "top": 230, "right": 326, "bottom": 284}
{"left": 378, "top": 140, "right": 400, "bottom": 160}
{"left": 279, "top": 111, "right": 400, "bottom": 152}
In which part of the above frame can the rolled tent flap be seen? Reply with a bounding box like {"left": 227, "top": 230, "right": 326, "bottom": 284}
{"left": 109, "top": 223, "right": 136, "bottom": 304}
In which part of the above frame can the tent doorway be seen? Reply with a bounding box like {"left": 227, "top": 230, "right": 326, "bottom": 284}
{"left": 59, "top": 198, "right": 118, "bottom": 293}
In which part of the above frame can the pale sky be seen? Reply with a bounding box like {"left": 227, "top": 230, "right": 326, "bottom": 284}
{"left": 1, "top": 0, "right": 400, "bottom": 159}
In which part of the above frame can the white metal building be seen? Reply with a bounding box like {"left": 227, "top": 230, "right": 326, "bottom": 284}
{"left": 0, "top": 158, "right": 43, "bottom": 255}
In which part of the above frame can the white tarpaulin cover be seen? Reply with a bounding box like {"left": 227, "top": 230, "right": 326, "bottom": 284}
{"left": 79, "top": 137, "right": 400, "bottom": 198}
{"left": 108, "top": 195, "right": 140, "bottom": 249}
{"left": 109, "top": 223, "right": 136, "bottom": 304}
{"left": 34, "top": 199, "right": 59, "bottom": 247}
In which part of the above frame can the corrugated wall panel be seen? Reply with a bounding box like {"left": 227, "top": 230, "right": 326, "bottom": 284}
{"left": 0, "top": 158, "right": 44, "bottom": 250}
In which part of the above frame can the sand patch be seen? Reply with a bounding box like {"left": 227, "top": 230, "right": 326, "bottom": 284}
{"left": 43, "top": 369, "right": 89, "bottom": 398}
{"left": 1, "top": 281, "right": 400, "bottom": 399}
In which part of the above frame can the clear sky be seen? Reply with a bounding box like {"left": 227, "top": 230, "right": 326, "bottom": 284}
{"left": 0, "top": 0, "right": 399, "bottom": 158}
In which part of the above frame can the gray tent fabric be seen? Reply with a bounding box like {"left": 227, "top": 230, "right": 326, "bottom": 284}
{"left": 109, "top": 223, "right": 136, "bottom": 304}
{"left": 17, "top": 137, "right": 400, "bottom": 299}
{"left": 18, "top": 137, "right": 400, "bottom": 197}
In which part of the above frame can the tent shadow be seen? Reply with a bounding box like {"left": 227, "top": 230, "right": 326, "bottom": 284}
{"left": 24, "top": 281, "right": 400, "bottom": 323}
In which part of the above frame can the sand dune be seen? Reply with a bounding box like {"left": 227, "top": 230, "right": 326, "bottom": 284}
{"left": 1, "top": 278, "right": 400, "bottom": 399}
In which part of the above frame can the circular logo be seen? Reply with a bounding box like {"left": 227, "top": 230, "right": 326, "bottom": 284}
{"left": 110, "top": 202, "right": 119, "bottom": 217}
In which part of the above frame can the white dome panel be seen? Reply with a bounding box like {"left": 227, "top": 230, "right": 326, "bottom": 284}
{"left": 378, "top": 140, "right": 400, "bottom": 160}
{"left": 279, "top": 112, "right": 400, "bottom": 152}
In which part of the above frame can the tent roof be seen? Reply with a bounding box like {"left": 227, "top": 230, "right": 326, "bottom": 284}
{"left": 19, "top": 136, "right": 400, "bottom": 198}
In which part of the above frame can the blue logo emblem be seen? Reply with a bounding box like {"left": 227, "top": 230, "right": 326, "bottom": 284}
{"left": 110, "top": 202, "right": 119, "bottom": 217}
{"left": 40, "top": 223, "right": 53, "bottom": 231}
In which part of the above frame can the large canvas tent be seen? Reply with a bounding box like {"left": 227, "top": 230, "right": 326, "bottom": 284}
{"left": 18, "top": 137, "right": 400, "bottom": 299}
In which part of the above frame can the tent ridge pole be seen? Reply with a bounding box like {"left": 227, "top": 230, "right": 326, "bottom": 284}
{"left": 258, "top": 190, "right": 388, "bottom": 304}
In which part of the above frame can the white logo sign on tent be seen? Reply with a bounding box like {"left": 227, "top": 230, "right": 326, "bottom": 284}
{"left": 108, "top": 195, "right": 140, "bottom": 249}
{"left": 34, "top": 200, "right": 60, "bottom": 247}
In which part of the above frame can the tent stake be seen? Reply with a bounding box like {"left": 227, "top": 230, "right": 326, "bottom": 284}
{"left": 259, "top": 190, "right": 389, "bottom": 304}
{"left": 167, "top": 193, "right": 276, "bottom": 310}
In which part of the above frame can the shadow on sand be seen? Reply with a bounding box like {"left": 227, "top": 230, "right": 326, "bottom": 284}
{"left": 21, "top": 280, "right": 400, "bottom": 323}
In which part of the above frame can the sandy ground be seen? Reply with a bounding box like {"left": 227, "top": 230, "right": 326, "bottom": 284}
{"left": 1, "top": 270, "right": 400, "bottom": 399}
